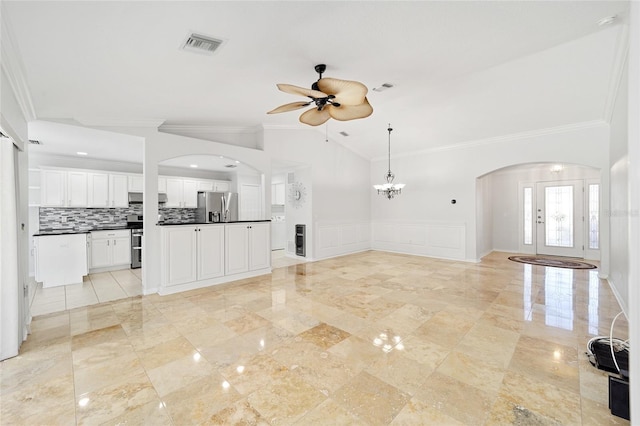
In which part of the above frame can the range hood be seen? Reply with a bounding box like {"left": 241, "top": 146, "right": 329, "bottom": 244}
{"left": 128, "top": 192, "right": 168, "bottom": 204}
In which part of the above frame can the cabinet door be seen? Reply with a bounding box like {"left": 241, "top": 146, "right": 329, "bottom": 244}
{"left": 128, "top": 175, "right": 143, "bottom": 192}
{"left": 90, "top": 238, "right": 112, "bottom": 268}
{"left": 183, "top": 179, "right": 199, "bottom": 208}
{"left": 109, "top": 174, "right": 129, "bottom": 207}
{"left": 164, "top": 226, "right": 198, "bottom": 286}
{"left": 197, "top": 180, "right": 214, "bottom": 192}
{"left": 214, "top": 181, "right": 230, "bottom": 192}
{"left": 249, "top": 223, "right": 271, "bottom": 270}
{"left": 87, "top": 173, "right": 110, "bottom": 207}
{"left": 41, "top": 169, "right": 66, "bottom": 206}
{"left": 197, "top": 226, "right": 225, "bottom": 280}
{"left": 225, "top": 224, "right": 249, "bottom": 275}
{"left": 112, "top": 235, "right": 131, "bottom": 265}
{"left": 165, "top": 178, "right": 183, "bottom": 207}
{"left": 67, "top": 171, "right": 88, "bottom": 207}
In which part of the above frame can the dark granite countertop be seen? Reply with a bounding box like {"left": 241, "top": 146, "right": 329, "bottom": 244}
{"left": 157, "top": 220, "right": 272, "bottom": 226}
{"left": 33, "top": 225, "right": 134, "bottom": 236}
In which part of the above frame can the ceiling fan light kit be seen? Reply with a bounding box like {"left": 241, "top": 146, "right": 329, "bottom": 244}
{"left": 267, "top": 64, "right": 373, "bottom": 126}
{"left": 374, "top": 124, "right": 405, "bottom": 200}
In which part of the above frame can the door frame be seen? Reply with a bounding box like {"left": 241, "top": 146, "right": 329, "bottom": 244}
{"left": 519, "top": 178, "right": 601, "bottom": 260}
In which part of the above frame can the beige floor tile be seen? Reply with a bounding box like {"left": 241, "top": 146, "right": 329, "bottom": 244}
{"left": 16, "top": 251, "right": 625, "bottom": 425}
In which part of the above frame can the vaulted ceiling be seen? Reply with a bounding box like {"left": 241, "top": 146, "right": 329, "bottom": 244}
{"left": 3, "top": 1, "right": 630, "bottom": 163}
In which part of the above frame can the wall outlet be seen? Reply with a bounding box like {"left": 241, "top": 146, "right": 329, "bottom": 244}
{"left": 61, "top": 217, "right": 67, "bottom": 223}
{"left": 108, "top": 215, "right": 114, "bottom": 222}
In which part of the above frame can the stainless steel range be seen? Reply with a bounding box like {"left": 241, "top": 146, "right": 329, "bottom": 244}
{"left": 127, "top": 215, "right": 143, "bottom": 269}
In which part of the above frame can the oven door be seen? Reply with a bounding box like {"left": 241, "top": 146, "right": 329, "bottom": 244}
{"left": 131, "top": 231, "right": 142, "bottom": 269}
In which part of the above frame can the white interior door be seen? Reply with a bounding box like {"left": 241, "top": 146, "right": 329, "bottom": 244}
{"left": 536, "top": 180, "right": 584, "bottom": 257}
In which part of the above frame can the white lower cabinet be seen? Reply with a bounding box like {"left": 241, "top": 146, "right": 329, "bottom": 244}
{"left": 34, "top": 233, "right": 88, "bottom": 288}
{"left": 163, "top": 225, "right": 224, "bottom": 287}
{"left": 225, "top": 222, "right": 270, "bottom": 275}
{"left": 161, "top": 222, "right": 270, "bottom": 292}
{"left": 89, "top": 230, "right": 131, "bottom": 270}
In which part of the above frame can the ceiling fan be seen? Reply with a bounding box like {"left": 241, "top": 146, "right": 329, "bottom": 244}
{"left": 267, "top": 64, "right": 373, "bottom": 126}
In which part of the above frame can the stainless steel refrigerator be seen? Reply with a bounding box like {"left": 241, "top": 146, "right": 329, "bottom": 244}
{"left": 196, "top": 191, "right": 238, "bottom": 223}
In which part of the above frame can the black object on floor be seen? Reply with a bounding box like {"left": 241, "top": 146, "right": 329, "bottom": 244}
{"left": 589, "top": 339, "right": 629, "bottom": 374}
{"left": 609, "top": 375, "right": 630, "bottom": 420}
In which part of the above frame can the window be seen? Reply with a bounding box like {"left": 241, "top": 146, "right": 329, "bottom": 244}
{"left": 523, "top": 187, "right": 533, "bottom": 245}
{"left": 588, "top": 184, "right": 599, "bottom": 249}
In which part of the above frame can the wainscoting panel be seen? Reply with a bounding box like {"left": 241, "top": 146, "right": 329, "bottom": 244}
{"left": 372, "top": 221, "right": 466, "bottom": 260}
{"left": 315, "top": 221, "right": 371, "bottom": 259}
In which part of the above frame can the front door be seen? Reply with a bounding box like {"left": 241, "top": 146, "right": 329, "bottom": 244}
{"left": 536, "top": 180, "right": 584, "bottom": 258}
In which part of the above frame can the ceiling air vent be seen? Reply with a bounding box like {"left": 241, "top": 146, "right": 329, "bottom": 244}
{"left": 29, "top": 139, "right": 42, "bottom": 145}
{"left": 339, "top": 131, "right": 349, "bottom": 137}
{"left": 224, "top": 164, "right": 237, "bottom": 168}
{"left": 182, "top": 33, "right": 224, "bottom": 55}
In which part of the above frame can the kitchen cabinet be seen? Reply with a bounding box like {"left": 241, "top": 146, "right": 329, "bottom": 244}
{"left": 162, "top": 224, "right": 224, "bottom": 287}
{"left": 128, "top": 174, "right": 143, "bottom": 192}
{"left": 165, "top": 178, "right": 200, "bottom": 207}
{"left": 272, "top": 183, "right": 285, "bottom": 205}
{"left": 41, "top": 169, "right": 88, "bottom": 207}
{"left": 158, "top": 177, "right": 167, "bottom": 193}
{"left": 197, "top": 180, "right": 214, "bottom": 192}
{"left": 225, "top": 222, "right": 270, "bottom": 275}
{"left": 109, "top": 174, "right": 129, "bottom": 207}
{"left": 89, "top": 230, "right": 131, "bottom": 270}
{"left": 87, "top": 173, "right": 128, "bottom": 207}
{"left": 214, "top": 181, "right": 230, "bottom": 192}
{"left": 34, "top": 233, "right": 87, "bottom": 287}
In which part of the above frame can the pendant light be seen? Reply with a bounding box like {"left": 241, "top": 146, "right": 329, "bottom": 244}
{"left": 373, "top": 124, "right": 405, "bottom": 199}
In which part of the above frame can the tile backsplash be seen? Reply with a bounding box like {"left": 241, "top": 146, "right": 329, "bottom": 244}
{"left": 39, "top": 206, "right": 197, "bottom": 230}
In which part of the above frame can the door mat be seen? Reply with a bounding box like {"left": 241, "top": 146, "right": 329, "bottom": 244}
{"left": 508, "top": 255, "right": 597, "bottom": 269}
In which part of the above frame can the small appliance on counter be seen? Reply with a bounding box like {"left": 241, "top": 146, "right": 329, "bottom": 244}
{"left": 196, "top": 191, "right": 238, "bottom": 223}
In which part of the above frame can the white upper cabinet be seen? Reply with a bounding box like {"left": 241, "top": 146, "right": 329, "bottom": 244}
{"left": 87, "top": 172, "right": 110, "bottom": 207}
{"left": 183, "top": 179, "right": 199, "bottom": 208}
{"left": 165, "top": 178, "right": 185, "bottom": 207}
{"left": 128, "top": 174, "right": 143, "bottom": 192}
{"left": 109, "top": 174, "right": 129, "bottom": 207}
{"left": 41, "top": 169, "right": 88, "bottom": 207}
{"left": 214, "top": 181, "right": 230, "bottom": 192}
{"left": 87, "top": 172, "right": 128, "bottom": 208}
{"left": 197, "top": 180, "right": 214, "bottom": 192}
{"left": 41, "top": 169, "right": 67, "bottom": 206}
{"left": 158, "top": 177, "right": 167, "bottom": 193}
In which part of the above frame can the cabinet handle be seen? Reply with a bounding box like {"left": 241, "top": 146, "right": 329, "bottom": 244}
{"left": 114, "top": 240, "right": 116, "bottom": 245}
{"left": 107, "top": 240, "right": 110, "bottom": 246}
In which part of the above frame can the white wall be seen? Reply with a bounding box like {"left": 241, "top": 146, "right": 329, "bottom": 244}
{"left": 475, "top": 174, "right": 493, "bottom": 258}
{"left": 264, "top": 128, "right": 371, "bottom": 260}
{"left": 371, "top": 123, "right": 610, "bottom": 262}
{"left": 608, "top": 48, "right": 630, "bottom": 314}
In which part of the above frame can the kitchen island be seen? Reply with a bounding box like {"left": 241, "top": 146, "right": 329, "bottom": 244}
{"left": 159, "top": 220, "right": 272, "bottom": 295}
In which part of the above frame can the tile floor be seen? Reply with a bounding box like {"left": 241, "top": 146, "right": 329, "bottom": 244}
{"left": 30, "top": 268, "right": 143, "bottom": 316}
{"left": 2, "top": 251, "right": 629, "bottom": 425}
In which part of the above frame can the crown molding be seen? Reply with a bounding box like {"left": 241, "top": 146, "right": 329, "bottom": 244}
{"left": 1, "top": 13, "right": 37, "bottom": 122}
{"left": 160, "top": 124, "right": 262, "bottom": 134}
{"left": 74, "top": 117, "right": 166, "bottom": 128}
{"left": 371, "top": 120, "right": 608, "bottom": 162}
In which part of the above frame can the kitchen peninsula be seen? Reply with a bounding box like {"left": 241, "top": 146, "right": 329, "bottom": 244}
{"left": 159, "top": 220, "right": 271, "bottom": 295}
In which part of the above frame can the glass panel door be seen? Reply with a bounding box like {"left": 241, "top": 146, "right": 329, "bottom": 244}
{"left": 536, "top": 180, "right": 584, "bottom": 257}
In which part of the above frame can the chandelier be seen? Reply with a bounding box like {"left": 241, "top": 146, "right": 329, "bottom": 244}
{"left": 373, "top": 124, "right": 405, "bottom": 199}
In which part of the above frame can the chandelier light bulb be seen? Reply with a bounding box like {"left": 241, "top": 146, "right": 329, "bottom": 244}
{"left": 373, "top": 124, "right": 405, "bottom": 199}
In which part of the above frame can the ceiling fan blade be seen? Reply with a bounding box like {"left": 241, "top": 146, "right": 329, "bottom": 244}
{"left": 267, "top": 101, "right": 311, "bottom": 114}
{"left": 277, "top": 84, "right": 327, "bottom": 99}
{"left": 317, "top": 78, "right": 368, "bottom": 105}
{"left": 299, "top": 108, "right": 331, "bottom": 126}
{"left": 328, "top": 98, "right": 374, "bottom": 121}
